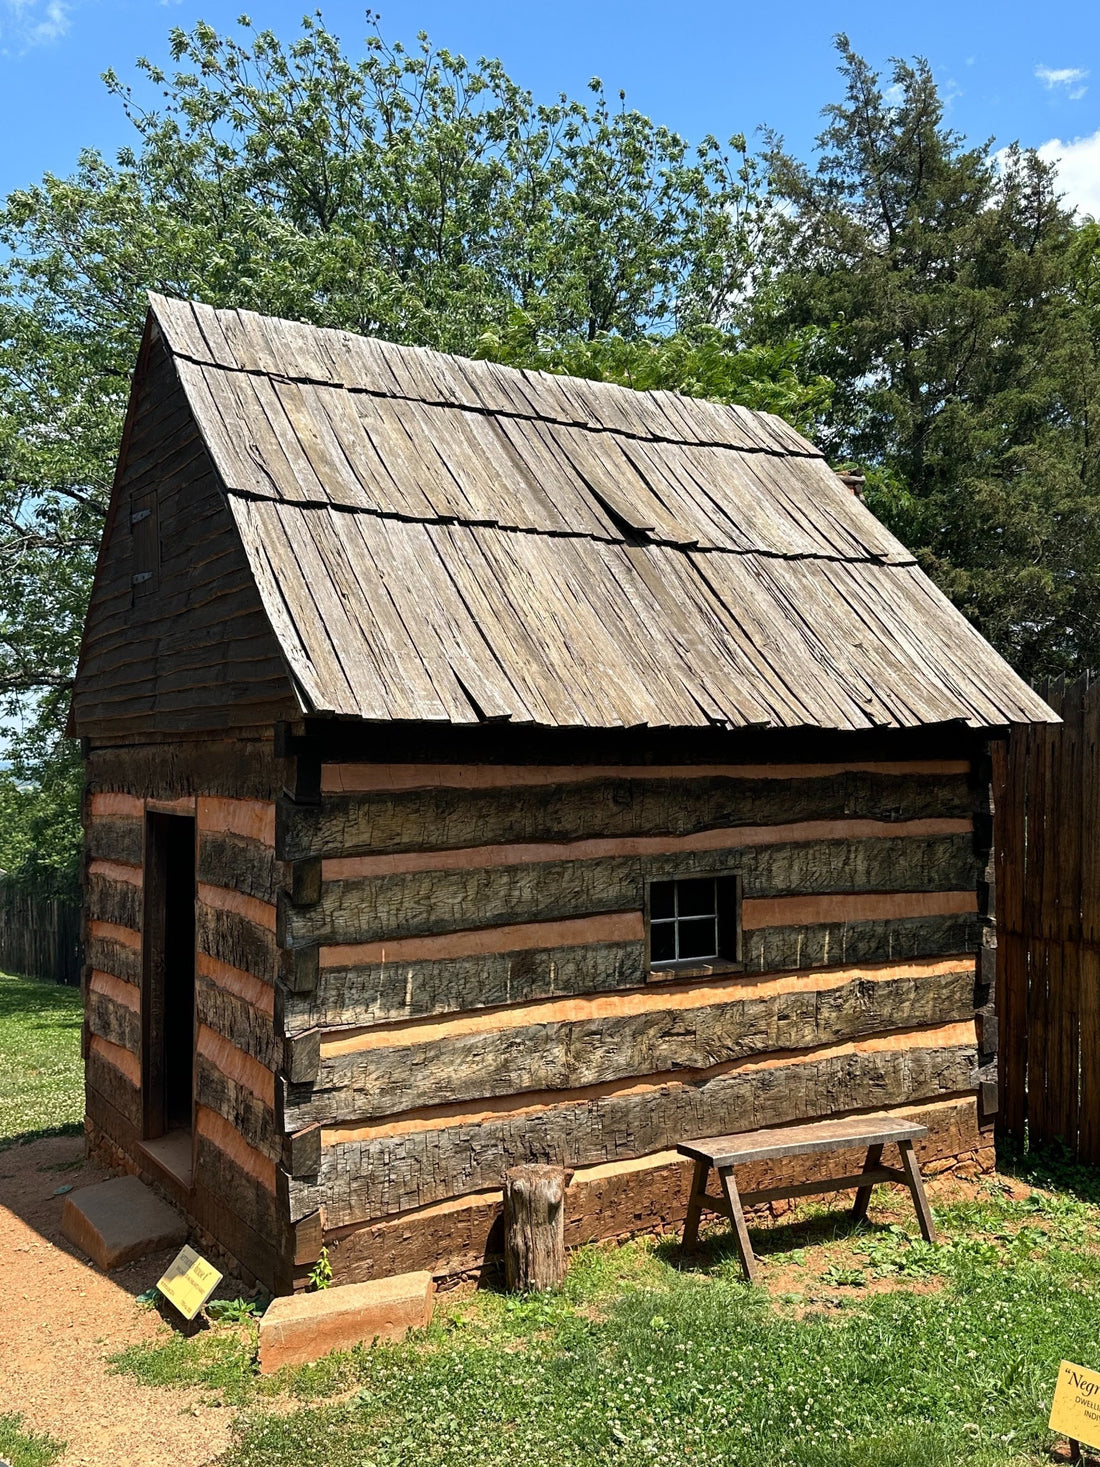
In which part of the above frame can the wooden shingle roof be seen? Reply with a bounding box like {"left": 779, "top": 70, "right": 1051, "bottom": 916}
{"left": 144, "top": 293, "right": 1055, "bottom": 731}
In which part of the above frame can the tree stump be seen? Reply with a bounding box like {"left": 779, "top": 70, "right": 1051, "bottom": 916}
{"left": 503, "top": 1164, "right": 571, "bottom": 1292}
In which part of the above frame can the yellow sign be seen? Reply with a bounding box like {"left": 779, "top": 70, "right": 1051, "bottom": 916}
{"left": 157, "top": 1245, "right": 223, "bottom": 1321}
{"left": 1050, "top": 1360, "right": 1100, "bottom": 1449}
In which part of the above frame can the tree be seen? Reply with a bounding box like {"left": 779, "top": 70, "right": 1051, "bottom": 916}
{"left": 755, "top": 37, "right": 1096, "bottom": 677}
{"left": 477, "top": 313, "right": 830, "bottom": 432}
{"left": 0, "top": 11, "right": 822, "bottom": 887}
{"left": 0, "top": 753, "right": 83, "bottom": 897}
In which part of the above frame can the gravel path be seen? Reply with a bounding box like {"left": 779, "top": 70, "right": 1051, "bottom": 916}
{"left": 0, "top": 1133, "right": 239, "bottom": 1467}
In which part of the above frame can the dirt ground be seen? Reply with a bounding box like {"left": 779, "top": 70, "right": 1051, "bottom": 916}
{"left": 0, "top": 1132, "right": 241, "bottom": 1467}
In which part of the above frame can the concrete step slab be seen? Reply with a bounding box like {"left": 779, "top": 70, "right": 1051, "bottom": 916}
{"left": 258, "top": 1271, "right": 435, "bottom": 1374}
{"left": 61, "top": 1174, "right": 188, "bottom": 1271}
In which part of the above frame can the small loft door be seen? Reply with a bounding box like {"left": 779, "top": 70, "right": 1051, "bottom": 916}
{"left": 142, "top": 811, "right": 197, "bottom": 1149}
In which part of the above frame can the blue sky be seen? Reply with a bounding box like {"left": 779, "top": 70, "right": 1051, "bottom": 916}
{"left": 0, "top": 0, "right": 1098, "bottom": 212}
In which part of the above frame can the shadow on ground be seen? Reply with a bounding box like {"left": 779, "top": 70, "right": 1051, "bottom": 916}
{"left": 652, "top": 1200, "right": 901, "bottom": 1276}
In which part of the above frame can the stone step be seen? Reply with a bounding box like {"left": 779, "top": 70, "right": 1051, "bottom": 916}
{"left": 61, "top": 1174, "right": 188, "bottom": 1271}
{"left": 258, "top": 1271, "right": 435, "bottom": 1374}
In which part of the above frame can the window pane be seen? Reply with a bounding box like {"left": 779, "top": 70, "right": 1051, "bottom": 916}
{"left": 677, "top": 878, "right": 716, "bottom": 918}
{"left": 650, "top": 880, "right": 675, "bottom": 920}
{"left": 677, "top": 917, "right": 718, "bottom": 959}
{"left": 650, "top": 922, "right": 676, "bottom": 962}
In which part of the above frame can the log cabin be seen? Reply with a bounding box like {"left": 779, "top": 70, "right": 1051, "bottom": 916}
{"left": 68, "top": 294, "right": 1056, "bottom": 1293}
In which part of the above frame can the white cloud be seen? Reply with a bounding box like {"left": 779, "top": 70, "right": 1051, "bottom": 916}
{"left": 1038, "top": 129, "right": 1100, "bottom": 219}
{"left": 1035, "top": 64, "right": 1089, "bottom": 101}
{"left": 0, "top": 0, "right": 72, "bottom": 49}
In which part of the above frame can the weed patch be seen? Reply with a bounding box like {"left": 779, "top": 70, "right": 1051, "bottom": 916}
{"left": 0, "top": 1412, "right": 65, "bottom": 1467}
{"left": 109, "top": 1325, "right": 260, "bottom": 1405}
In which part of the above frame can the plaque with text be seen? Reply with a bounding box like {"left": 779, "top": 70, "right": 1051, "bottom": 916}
{"left": 157, "top": 1244, "right": 223, "bottom": 1321}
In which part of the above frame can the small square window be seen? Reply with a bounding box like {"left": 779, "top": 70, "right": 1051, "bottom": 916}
{"left": 648, "top": 873, "right": 741, "bottom": 971}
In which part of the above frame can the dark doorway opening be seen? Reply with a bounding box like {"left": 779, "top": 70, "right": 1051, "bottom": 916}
{"left": 142, "top": 811, "right": 197, "bottom": 1180}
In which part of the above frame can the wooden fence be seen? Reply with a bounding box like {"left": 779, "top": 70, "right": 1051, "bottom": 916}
{"left": 0, "top": 880, "right": 82, "bottom": 987}
{"left": 996, "top": 674, "right": 1100, "bottom": 1160}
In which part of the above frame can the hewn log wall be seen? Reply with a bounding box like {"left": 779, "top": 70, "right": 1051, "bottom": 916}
{"left": 277, "top": 754, "right": 995, "bottom": 1281}
{"left": 322, "top": 1093, "right": 991, "bottom": 1285}
{"left": 82, "top": 740, "right": 285, "bottom": 1286}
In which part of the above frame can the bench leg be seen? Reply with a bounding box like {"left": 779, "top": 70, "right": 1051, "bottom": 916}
{"left": 717, "top": 1165, "right": 759, "bottom": 1285}
{"left": 852, "top": 1143, "right": 884, "bottom": 1225}
{"left": 681, "top": 1158, "right": 710, "bottom": 1254}
{"left": 898, "top": 1138, "right": 937, "bottom": 1243}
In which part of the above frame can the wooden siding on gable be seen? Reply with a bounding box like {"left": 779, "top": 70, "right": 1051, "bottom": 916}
{"left": 69, "top": 335, "right": 299, "bottom": 739}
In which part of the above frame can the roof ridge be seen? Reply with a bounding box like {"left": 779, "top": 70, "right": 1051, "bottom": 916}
{"left": 147, "top": 292, "right": 823, "bottom": 462}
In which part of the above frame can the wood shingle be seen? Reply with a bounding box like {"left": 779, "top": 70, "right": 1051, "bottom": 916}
{"left": 72, "top": 294, "right": 1056, "bottom": 738}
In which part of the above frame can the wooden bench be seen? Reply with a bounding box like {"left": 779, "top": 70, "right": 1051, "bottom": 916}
{"left": 677, "top": 1112, "right": 937, "bottom": 1283}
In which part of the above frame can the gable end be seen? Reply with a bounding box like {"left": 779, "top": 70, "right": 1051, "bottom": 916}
{"left": 70, "top": 323, "right": 302, "bottom": 738}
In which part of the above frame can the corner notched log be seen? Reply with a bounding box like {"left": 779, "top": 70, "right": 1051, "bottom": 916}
{"left": 503, "top": 1164, "right": 572, "bottom": 1292}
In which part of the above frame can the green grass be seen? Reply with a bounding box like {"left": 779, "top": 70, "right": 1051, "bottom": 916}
{"left": 0, "top": 969, "right": 84, "bottom": 1147}
{"left": 109, "top": 1163, "right": 1100, "bottom": 1467}
{"left": 0, "top": 1412, "right": 66, "bottom": 1467}
{"left": 111, "top": 1325, "right": 263, "bottom": 1405}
